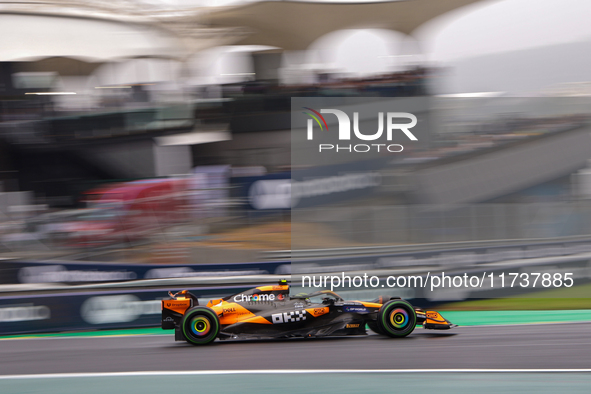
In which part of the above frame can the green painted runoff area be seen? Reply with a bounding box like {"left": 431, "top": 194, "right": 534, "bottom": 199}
{"left": 441, "top": 309, "right": 591, "bottom": 326}
{"left": 2, "top": 310, "right": 591, "bottom": 340}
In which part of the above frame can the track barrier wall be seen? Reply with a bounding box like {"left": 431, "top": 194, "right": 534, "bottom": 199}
{"left": 3, "top": 237, "right": 591, "bottom": 335}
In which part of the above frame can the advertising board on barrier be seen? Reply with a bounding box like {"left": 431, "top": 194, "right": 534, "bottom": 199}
{"left": 0, "top": 285, "right": 252, "bottom": 336}
{"left": 0, "top": 260, "right": 291, "bottom": 285}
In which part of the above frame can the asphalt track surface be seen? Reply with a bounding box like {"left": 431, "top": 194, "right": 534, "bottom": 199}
{"left": 1, "top": 323, "right": 590, "bottom": 376}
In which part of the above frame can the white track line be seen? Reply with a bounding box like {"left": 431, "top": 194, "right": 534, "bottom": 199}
{"left": 2, "top": 370, "right": 591, "bottom": 379}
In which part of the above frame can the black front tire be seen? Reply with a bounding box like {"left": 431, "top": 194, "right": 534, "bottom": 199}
{"left": 376, "top": 300, "right": 416, "bottom": 338}
{"left": 181, "top": 307, "right": 220, "bottom": 345}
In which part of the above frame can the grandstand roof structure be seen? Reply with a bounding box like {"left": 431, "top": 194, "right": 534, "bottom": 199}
{"left": 0, "top": 0, "right": 484, "bottom": 65}
{"left": 0, "top": 0, "right": 247, "bottom": 63}
{"left": 200, "top": 0, "right": 484, "bottom": 50}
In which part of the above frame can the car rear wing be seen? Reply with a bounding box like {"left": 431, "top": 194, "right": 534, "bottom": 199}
{"left": 161, "top": 290, "right": 199, "bottom": 330}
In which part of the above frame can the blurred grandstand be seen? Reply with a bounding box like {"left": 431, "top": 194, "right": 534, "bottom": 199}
{"left": 1, "top": 0, "right": 591, "bottom": 269}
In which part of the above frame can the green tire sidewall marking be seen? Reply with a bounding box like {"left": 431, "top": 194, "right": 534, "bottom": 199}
{"left": 182, "top": 308, "right": 220, "bottom": 344}
{"left": 380, "top": 301, "right": 416, "bottom": 337}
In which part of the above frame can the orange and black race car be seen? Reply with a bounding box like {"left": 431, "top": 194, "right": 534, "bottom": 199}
{"left": 162, "top": 280, "right": 456, "bottom": 345}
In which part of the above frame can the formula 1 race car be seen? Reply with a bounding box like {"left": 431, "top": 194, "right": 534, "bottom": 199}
{"left": 161, "top": 280, "right": 455, "bottom": 345}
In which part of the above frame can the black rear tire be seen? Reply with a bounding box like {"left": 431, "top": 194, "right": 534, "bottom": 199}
{"left": 181, "top": 306, "right": 220, "bottom": 345}
{"left": 377, "top": 300, "right": 416, "bottom": 338}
